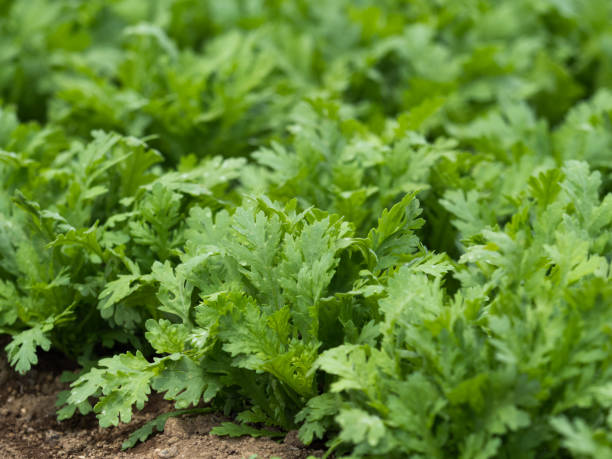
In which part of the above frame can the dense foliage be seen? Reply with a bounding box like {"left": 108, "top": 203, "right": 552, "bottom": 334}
{"left": 1, "top": 1, "right": 612, "bottom": 457}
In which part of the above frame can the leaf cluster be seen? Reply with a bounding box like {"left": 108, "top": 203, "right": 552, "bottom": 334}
{"left": 1, "top": 1, "right": 612, "bottom": 457}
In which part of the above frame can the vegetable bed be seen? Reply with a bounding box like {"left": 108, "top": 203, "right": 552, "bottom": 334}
{"left": 1, "top": 1, "right": 612, "bottom": 458}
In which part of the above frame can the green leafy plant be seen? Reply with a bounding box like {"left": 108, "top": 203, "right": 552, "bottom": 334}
{"left": 1, "top": 1, "right": 612, "bottom": 457}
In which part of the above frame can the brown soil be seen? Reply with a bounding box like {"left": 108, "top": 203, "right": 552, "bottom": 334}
{"left": 0, "top": 348, "right": 324, "bottom": 459}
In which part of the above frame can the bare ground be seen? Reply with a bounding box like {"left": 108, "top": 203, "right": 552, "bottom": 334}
{"left": 0, "top": 348, "right": 324, "bottom": 459}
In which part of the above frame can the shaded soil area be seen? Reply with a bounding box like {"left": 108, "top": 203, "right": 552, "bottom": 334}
{"left": 0, "top": 348, "right": 324, "bottom": 459}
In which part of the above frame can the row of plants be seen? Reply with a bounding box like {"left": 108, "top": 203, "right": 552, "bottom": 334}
{"left": 1, "top": 1, "right": 612, "bottom": 457}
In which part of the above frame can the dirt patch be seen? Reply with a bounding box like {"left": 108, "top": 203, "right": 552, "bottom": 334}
{"left": 0, "top": 348, "right": 324, "bottom": 459}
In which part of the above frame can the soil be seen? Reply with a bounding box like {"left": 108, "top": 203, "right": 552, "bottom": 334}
{"left": 0, "top": 346, "right": 325, "bottom": 459}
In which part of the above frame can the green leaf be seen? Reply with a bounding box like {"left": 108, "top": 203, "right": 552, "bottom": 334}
{"left": 145, "top": 319, "right": 190, "bottom": 354}
{"left": 551, "top": 417, "right": 612, "bottom": 457}
{"left": 210, "top": 422, "right": 284, "bottom": 439}
{"left": 98, "top": 274, "right": 141, "bottom": 313}
{"left": 68, "top": 351, "right": 156, "bottom": 427}
{"left": 151, "top": 356, "right": 221, "bottom": 408}
{"left": 5, "top": 324, "right": 53, "bottom": 374}
{"left": 336, "top": 409, "right": 386, "bottom": 448}
{"left": 296, "top": 393, "right": 342, "bottom": 445}
{"left": 365, "top": 193, "right": 424, "bottom": 271}
{"left": 0, "top": 280, "right": 19, "bottom": 326}
{"left": 151, "top": 261, "right": 193, "bottom": 325}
